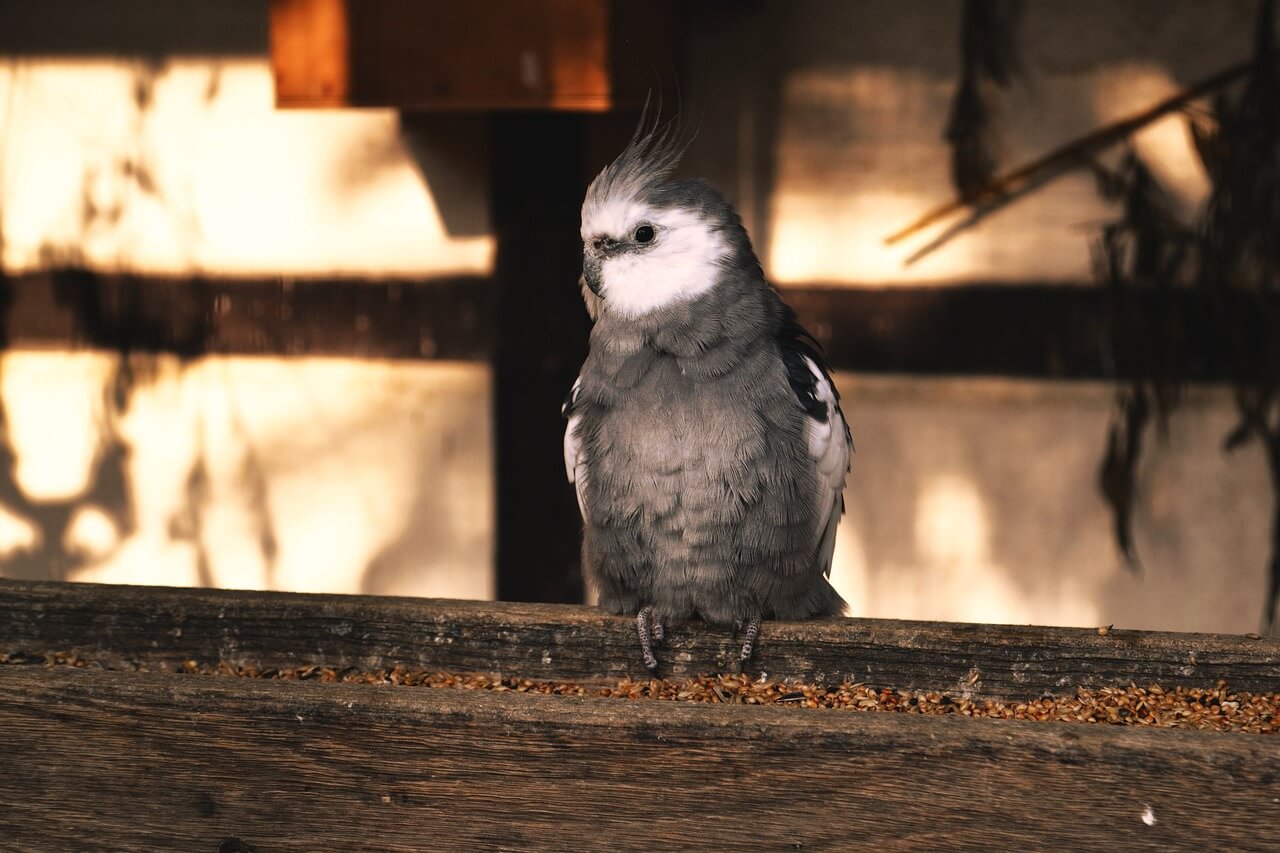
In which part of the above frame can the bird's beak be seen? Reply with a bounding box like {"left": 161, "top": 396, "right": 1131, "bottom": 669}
{"left": 583, "top": 257, "right": 604, "bottom": 298}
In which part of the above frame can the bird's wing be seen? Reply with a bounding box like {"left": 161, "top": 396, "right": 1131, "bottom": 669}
{"left": 797, "top": 355, "right": 852, "bottom": 578}
{"left": 562, "top": 377, "right": 588, "bottom": 520}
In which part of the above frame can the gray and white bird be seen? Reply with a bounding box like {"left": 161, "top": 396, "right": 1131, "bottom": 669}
{"left": 562, "top": 115, "right": 852, "bottom": 671}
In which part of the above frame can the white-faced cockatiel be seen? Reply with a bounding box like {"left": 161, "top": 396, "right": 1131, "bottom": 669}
{"left": 562, "top": 115, "right": 852, "bottom": 671}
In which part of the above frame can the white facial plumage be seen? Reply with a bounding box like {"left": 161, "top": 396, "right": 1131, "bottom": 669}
{"left": 580, "top": 198, "right": 728, "bottom": 318}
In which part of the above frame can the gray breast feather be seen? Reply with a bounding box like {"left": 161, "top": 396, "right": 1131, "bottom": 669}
{"left": 563, "top": 352, "right": 850, "bottom": 619}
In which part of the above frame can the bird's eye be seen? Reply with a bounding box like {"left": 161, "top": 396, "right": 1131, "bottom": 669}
{"left": 633, "top": 225, "right": 656, "bottom": 244}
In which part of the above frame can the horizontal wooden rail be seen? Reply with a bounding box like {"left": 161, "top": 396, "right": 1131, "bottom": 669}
{"left": 1, "top": 664, "right": 1276, "bottom": 851}
{"left": 3, "top": 580, "right": 1279, "bottom": 850}
{"left": 6, "top": 272, "right": 1280, "bottom": 380}
{"left": 2, "top": 271, "right": 493, "bottom": 361}
{"left": 2, "top": 580, "right": 1278, "bottom": 698}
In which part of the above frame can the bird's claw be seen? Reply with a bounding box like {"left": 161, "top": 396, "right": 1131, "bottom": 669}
{"left": 739, "top": 616, "right": 761, "bottom": 664}
{"left": 636, "top": 606, "right": 662, "bottom": 671}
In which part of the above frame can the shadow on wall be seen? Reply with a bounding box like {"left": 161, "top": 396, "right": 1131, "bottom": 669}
{"left": 828, "top": 374, "right": 1270, "bottom": 635}
{"left": 0, "top": 57, "right": 493, "bottom": 277}
{"left": 682, "top": 0, "right": 1255, "bottom": 286}
{"left": 0, "top": 396, "right": 132, "bottom": 583}
{"left": 0, "top": 351, "right": 494, "bottom": 601}
{"left": 0, "top": 53, "right": 498, "bottom": 598}
{"left": 0, "top": 355, "right": 1266, "bottom": 635}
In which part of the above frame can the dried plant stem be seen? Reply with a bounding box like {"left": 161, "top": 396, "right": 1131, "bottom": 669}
{"left": 885, "top": 60, "right": 1256, "bottom": 247}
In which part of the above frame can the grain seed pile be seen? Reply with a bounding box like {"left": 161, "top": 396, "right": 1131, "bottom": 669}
{"left": 7, "top": 651, "right": 1276, "bottom": 734}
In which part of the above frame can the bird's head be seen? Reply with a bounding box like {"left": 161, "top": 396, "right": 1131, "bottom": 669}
{"left": 580, "top": 114, "right": 750, "bottom": 319}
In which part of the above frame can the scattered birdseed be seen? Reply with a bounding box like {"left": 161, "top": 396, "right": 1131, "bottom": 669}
{"left": 5, "top": 650, "right": 1276, "bottom": 734}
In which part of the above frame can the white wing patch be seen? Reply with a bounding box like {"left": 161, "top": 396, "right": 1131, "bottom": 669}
{"left": 562, "top": 377, "right": 588, "bottom": 520}
{"left": 802, "top": 356, "right": 851, "bottom": 577}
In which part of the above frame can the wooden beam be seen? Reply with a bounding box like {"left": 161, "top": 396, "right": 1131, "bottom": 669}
{"left": 0, "top": 0, "right": 268, "bottom": 56}
{"left": 269, "top": 0, "right": 349, "bottom": 106}
{"left": 269, "top": 0, "right": 672, "bottom": 111}
{"left": 789, "top": 284, "right": 1280, "bottom": 381}
{"left": 491, "top": 114, "right": 592, "bottom": 605}
{"left": 0, "top": 271, "right": 491, "bottom": 361}
{"left": 3, "top": 580, "right": 1278, "bottom": 698}
{"left": 1, "top": 663, "right": 1276, "bottom": 851}
{"left": 6, "top": 274, "right": 1277, "bottom": 380}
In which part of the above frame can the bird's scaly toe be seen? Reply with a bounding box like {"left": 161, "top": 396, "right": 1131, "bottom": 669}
{"left": 636, "top": 606, "right": 660, "bottom": 671}
{"left": 739, "top": 616, "right": 762, "bottom": 663}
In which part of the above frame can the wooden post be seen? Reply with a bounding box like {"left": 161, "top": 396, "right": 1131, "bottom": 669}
{"left": 491, "top": 115, "right": 592, "bottom": 604}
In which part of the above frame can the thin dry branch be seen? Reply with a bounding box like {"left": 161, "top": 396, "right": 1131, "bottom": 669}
{"left": 885, "top": 60, "right": 1255, "bottom": 247}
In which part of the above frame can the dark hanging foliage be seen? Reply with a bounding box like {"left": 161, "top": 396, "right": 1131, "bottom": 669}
{"left": 1091, "top": 151, "right": 1194, "bottom": 573}
{"left": 924, "top": 0, "right": 1280, "bottom": 630}
{"left": 945, "top": 0, "right": 1023, "bottom": 200}
{"left": 1192, "top": 0, "right": 1280, "bottom": 630}
{"left": 1091, "top": 0, "right": 1280, "bottom": 629}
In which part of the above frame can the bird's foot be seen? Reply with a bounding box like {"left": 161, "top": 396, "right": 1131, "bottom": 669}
{"left": 636, "top": 606, "right": 664, "bottom": 672}
{"left": 738, "top": 616, "right": 761, "bottom": 665}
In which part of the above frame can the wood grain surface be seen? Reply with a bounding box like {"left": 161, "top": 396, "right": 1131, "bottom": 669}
{"left": 2, "top": 580, "right": 1278, "bottom": 698}
{"left": 1, "top": 665, "right": 1277, "bottom": 852}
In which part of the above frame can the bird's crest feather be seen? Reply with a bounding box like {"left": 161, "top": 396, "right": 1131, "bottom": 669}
{"left": 583, "top": 95, "right": 690, "bottom": 217}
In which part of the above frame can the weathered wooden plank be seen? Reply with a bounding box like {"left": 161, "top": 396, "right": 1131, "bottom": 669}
{"left": 2, "top": 580, "right": 1277, "bottom": 699}
{"left": 0, "top": 665, "right": 1275, "bottom": 851}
